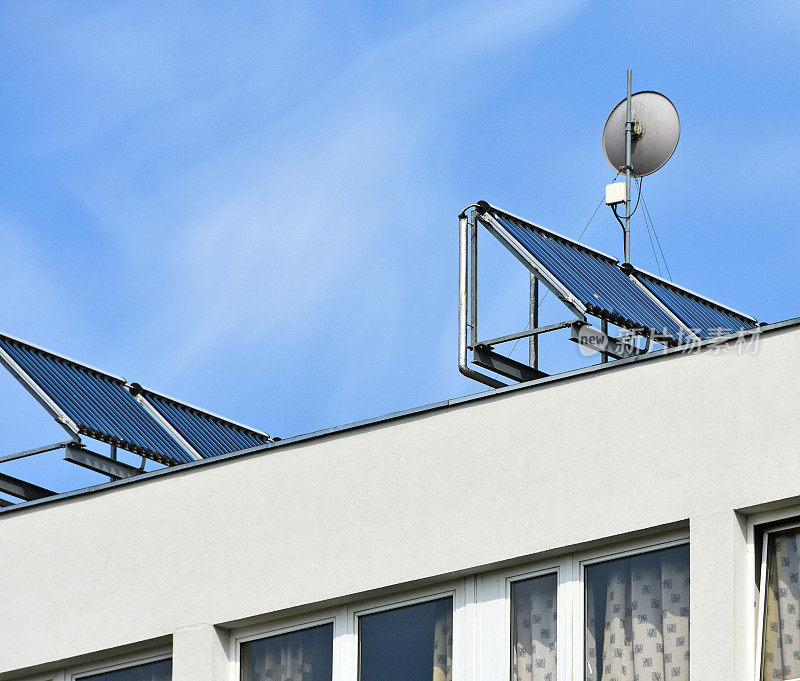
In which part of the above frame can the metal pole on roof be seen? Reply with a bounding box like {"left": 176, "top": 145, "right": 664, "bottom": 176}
{"left": 601, "top": 319, "right": 609, "bottom": 364}
{"left": 469, "top": 212, "right": 478, "bottom": 346}
{"left": 458, "top": 210, "right": 506, "bottom": 389}
{"left": 529, "top": 274, "right": 538, "bottom": 370}
{"left": 624, "top": 68, "right": 632, "bottom": 264}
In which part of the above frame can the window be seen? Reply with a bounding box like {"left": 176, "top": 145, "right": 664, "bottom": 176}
{"left": 77, "top": 660, "right": 171, "bottom": 681}
{"left": 474, "top": 533, "right": 689, "bottom": 681}
{"left": 757, "top": 524, "right": 800, "bottom": 681}
{"left": 583, "top": 544, "right": 690, "bottom": 681}
{"left": 230, "top": 535, "right": 687, "bottom": 681}
{"left": 510, "top": 573, "right": 557, "bottom": 681}
{"left": 358, "top": 597, "right": 452, "bottom": 681}
{"left": 240, "top": 623, "right": 333, "bottom": 681}
{"left": 233, "top": 584, "right": 463, "bottom": 681}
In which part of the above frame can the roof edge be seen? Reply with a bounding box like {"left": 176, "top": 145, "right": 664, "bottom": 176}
{"left": 2, "top": 316, "right": 798, "bottom": 518}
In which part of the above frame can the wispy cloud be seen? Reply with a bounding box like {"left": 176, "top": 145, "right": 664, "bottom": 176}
{"left": 0, "top": 0, "right": 583, "bottom": 431}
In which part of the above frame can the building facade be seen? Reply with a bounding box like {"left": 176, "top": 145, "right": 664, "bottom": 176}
{"left": 1, "top": 319, "right": 799, "bottom": 681}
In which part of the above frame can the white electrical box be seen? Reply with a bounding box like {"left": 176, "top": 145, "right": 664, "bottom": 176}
{"left": 605, "top": 181, "right": 628, "bottom": 206}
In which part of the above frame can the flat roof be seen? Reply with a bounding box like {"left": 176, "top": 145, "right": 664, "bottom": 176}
{"left": 1, "top": 316, "right": 796, "bottom": 518}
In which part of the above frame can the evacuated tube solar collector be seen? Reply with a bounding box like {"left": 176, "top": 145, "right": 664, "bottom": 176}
{"left": 457, "top": 71, "right": 756, "bottom": 389}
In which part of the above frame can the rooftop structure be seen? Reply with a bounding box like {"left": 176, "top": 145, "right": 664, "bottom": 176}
{"left": 0, "top": 314, "right": 798, "bottom": 681}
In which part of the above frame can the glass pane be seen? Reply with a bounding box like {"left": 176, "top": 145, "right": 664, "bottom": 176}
{"left": 80, "top": 660, "right": 171, "bottom": 681}
{"left": 241, "top": 623, "right": 333, "bottom": 681}
{"left": 584, "top": 544, "right": 689, "bottom": 681}
{"left": 359, "top": 596, "right": 452, "bottom": 681}
{"left": 761, "top": 529, "right": 800, "bottom": 681}
{"left": 511, "top": 573, "right": 557, "bottom": 681}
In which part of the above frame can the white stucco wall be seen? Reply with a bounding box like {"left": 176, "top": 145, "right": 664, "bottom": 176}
{"left": 1, "top": 322, "right": 798, "bottom": 679}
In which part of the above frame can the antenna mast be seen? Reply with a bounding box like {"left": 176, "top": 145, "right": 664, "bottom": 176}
{"left": 602, "top": 72, "right": 680, "bottom": 266}
{"left": 624, "top": 69, "right": 632, "bottom": 264}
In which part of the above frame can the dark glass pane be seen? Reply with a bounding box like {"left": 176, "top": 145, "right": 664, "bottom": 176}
{"left": 359, "top": 597, "right": 452, "bottom": 681}
{"left": 241, "top": 623, "right": 333, "bottom": 681}
{"left": 584, "top": 544, "right": 689, "bottom": 681}
{"left": 80, "top": 659, "right": 171, "bottom": 681}
{"left": 761, "top": 529, "right": 800, "bottom": 681}
{"left": 510, "top": 573, "right": 557, "bottom": 681}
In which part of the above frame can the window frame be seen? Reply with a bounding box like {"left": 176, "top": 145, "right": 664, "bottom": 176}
{"left": 230, "top": 579, "right": 468, "bottom": 681}
{"left": 477, "top": 528, "right": 688, "bottom": 681}
{"left": 750, "top": 511, "right": 800, "bottom": 681}
{"left": 346, "top": 580, "right": 467, "bottom": 681}
{"left": 478, "top": 556, "right": 568, "bottom": 681}
{"left": 67, "top": 648, "right": 172, "bottom": 681}
{"left": 231, "top": 607, "right": 342, "bottom": 681}
{"left": 571, "top": 532, "right": 690, "bottom": 681}
{"left": 227, "top": 531, "right": 689, "bottom": 681}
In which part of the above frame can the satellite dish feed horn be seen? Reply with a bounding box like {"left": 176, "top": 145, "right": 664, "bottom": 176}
{"left": 602, "top": 70, "right": 680, "bottom": 264}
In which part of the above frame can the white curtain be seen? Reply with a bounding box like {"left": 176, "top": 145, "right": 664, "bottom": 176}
{"left": 585, "top": 549, "right": 690, "bottom": 681}
{"left": 763, "top": 531, "right": 800, "bottom": 681}
{"left": 246, "top": 631, "right": 317, "bottom": 681}
{"left": 512, "top": 574, "right": 557, "bottom": 681}
{"left": 433, "top": 599, "right": 453, "bottom": 681}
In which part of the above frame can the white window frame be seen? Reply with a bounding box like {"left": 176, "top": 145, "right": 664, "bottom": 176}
{"left": 231, "top": 607, "right": 342, "bottom": 681}
{"left": 477, "top": 556, "right": 569, "bottom": 681}
{"left": 227, "top": 531, "right": 688, "bottom": 681}
{"left": 5, "top": 648, "right": 170, "bottom": 681}
{"left": 478, "top": 528, "right": 688, "bottom": 681}
{"left": 748, "top": 508, "right": 800, "bottom": 681}
{"left": 347, "top": 580, "right": 467, "bottom": 681}
{"left": 230, "top": 579, "right": 469, "bottom": 681}
{"left": 68, "top": 648, "right": 172, "bottom": 681}
{"left": 571, "top": 532, "right": 689, "bottom": 681}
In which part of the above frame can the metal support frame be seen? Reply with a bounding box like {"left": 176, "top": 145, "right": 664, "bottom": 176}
{"left": 600, "top": 319, "right": 609, "bottom": 364}
{"left": 0, "top": 440, "right": 74, "bottom": 465}
{"left": 472, "top": 346, "right": 547, "bottom": 383}
{"left": 458, "top": 208, "right": 584, "bottom": 388}
{"left": 469, "top": 320, "right": 579, "bottom": 349}
{"left": 63, "top": 444, "right": 142, "bottom": 480}
{"left": 458, "top": 211, "right": 507, "bottom": 389}
{"left": 0, "top": 472, "right": 55, "bottom": 501}
{"left": 529, "top": 274, "right": 538, "bottom": 370}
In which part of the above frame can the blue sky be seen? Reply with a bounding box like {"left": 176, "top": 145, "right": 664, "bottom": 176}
{"left": 1, "top": 1, "right": 799, "bottom": 492}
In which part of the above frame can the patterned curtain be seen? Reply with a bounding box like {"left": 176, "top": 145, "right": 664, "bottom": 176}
{"left": 256, "top": 640, "right": 311, "bottom": 681}
{"left": 762, "top": 530, "right": 800, "bottom": 681}
{"left": 243, "top": 626, "right": 329, "bottom": 681}
{"left": 585, "top": 547, "right": 690, "bottom": 681}
{"left": 511, "top": 573, "right": 557, "bottom": 681}
{"left": 433, "top": 599, "right": 453, "bottom": 681}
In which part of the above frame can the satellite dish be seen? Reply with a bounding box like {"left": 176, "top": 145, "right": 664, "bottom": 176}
{"left": 602, "top": 91, "right": 680, "bottom": 177}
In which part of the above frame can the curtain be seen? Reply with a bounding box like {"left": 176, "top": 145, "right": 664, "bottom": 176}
{"left": 763, "top": 531, "right": 800, "bottom": 681}
{"left": 433, "top": 598, "right": 453, "bottom": 681}
{"left": 244, "top": 628, "right": 323, "bottom": 681}
{"left": 512, "top": 574, "right": 557, "bottom": 681}
{"left": 585, "top": 548, "right": 690, "bottom": 681}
